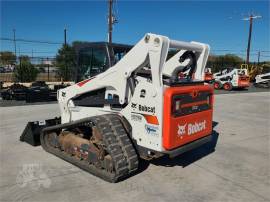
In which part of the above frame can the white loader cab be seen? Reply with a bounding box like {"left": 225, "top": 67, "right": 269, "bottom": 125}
{"left": 213, "top": 68, "right": 249, "bottom": 90}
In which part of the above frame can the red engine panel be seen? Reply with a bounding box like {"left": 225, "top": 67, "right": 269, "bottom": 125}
{"left": 163, "top": 85, "right": 213, "bottom": 150}
{"left": 238, "top": 76, "right": 250, "bottom": 87}
{"left": 204, "top": 73, "right": 213, "bottom": 81}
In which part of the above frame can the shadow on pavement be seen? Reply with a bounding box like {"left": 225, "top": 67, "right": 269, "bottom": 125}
{"left": 138, "top": 121, "right": 220, "bottom": 171}
{"left": 150, "top": 130, "right": 219, "bottom": 168}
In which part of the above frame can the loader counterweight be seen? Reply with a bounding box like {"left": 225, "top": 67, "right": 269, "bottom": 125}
{"left": 163, "top": 84, "right": 213, "bottom": 150}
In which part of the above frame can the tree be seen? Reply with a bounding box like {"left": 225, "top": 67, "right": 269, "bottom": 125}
{"left": 56, "top": 44, "right": 76, "bottom": 81}
{"left": 18, "top": 55, "right": 30, "bottom": 63}
{"left": 206, "top": 54, "right": 244, "bottom": 72}
{"left": 14, "top": 56, "right": 39, "bottom": 82}
{"left": 0, "top": 51, "right": 16, "bottom": 65}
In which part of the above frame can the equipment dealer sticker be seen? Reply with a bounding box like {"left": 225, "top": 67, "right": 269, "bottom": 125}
{"left": 145, "top": 124, "right": 159, "bottom": 136}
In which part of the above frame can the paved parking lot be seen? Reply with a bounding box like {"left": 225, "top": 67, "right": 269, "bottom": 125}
{"left": 0, "top": 84, "right": 269, "bottom": 107}
{"left": 0, "top": 92, "right": 269, "bottom": 202}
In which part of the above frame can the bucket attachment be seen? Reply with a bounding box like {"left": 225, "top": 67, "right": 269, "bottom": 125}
{"left": 20, "top": 117, "right": 61, "bottom": 146}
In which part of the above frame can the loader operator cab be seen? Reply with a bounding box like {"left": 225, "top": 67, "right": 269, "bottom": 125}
{"left": 74, "top": 42, "right": 132, "bottom": 81}
{"left": 75, "top": 42, "right": 196, "bottom": 84}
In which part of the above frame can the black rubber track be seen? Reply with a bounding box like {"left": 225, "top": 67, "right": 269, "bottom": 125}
{"left": 40, "top": 114, "right": 139, "bottom": 183}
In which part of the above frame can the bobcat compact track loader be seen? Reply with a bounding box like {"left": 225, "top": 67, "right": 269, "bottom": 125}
{"left": 20, "top": 33, "right": 214, "bottom": 182}
{"left": 213, "top": 68, "right": 249, "bottom": 90}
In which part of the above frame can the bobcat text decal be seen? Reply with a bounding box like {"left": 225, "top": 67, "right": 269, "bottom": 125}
{"left": 131, "top": 103, "right": 155, "bottom": 113}
{"left": 177, "top": 120, "right": 206, "bottom": 136}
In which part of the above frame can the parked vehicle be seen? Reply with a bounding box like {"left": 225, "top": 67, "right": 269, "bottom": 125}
{"left": 213, "top": 68, "right": 249, "bottom": 90}
{"left": 254, "top": 66, "right": 270, "bottom": 88}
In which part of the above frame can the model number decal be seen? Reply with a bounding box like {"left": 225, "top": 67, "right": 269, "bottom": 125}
{"left": 131, "top": 114, "right": 142, "bottom": 122}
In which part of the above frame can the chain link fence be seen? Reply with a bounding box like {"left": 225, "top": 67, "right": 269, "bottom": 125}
{"left": 0, "top": 56, "right": 65, "bottom": 82}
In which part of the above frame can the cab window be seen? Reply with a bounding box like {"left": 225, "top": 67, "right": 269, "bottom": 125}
{"left": 78, "top": 47, "right": 108, "bottom": 80}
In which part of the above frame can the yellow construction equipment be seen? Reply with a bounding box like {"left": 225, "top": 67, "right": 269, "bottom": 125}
{"left": 240, "top": 64, "right": 262, "bottom": 82}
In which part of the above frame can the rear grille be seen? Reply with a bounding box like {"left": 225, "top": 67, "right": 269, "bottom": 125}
{"left": 172, "top": 91, "right": 212, "bottom": 117}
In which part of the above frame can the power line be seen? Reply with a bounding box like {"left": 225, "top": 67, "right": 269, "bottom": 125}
{"left": 0, "top": 37, "right": 62, "bottom": 45}
{"left": 212, "top": 49, "right": 270, "bottom": 53}
{"left": 15, "top": 51, "right": 57, "bottom": 54}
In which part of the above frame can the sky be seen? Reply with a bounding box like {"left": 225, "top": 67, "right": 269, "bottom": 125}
{"left": 0, "top": 0, "right": 269, "bottom": 62}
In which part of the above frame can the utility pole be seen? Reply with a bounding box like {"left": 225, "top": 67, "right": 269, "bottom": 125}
{"left": 47, "top": 57, "right": 50, "bottom": 82}
{"left": 246, "top": 15, "right": 253, "bottom": 65}
{"left": 257, "top": 51, "right": 260, "bottom": 64}
{"left": 107, "top": 0, "right": 118, "bottom": 44}
{"left": 242, "top": 14, "right": 262, "bottom": 64}
{"left": 13, "top": 29, "right": 16, "bottom": 57}
{"left": 19, "top": 56, "right": 22, "bottom": 82}
{"left": 64, "top": 28, "right": 67, "bottom": 45}
{"left": 64, "top": 28, "right": 67, "bottom": 81}
{"left": 108, "top": 0, "right": 113, "bottom": 44}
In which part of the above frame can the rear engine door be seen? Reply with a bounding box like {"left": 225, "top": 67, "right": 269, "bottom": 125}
{"left": 163, "top": 84, "right": 213, "bottom": 150}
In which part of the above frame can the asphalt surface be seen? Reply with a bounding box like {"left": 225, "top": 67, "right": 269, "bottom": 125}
{"left": 0, "top": 99, "right": 57, "bottom": 107}
{"left": 0, "top": 84, "right": 269, "bottom": 107}
{"left": 0, "top": 92, "right": 270, "bottom": 202}
{"left": 214, "top": 84, "right": 269, "bottom": 94}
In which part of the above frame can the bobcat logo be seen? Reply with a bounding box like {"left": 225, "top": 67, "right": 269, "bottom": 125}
{"left": 177, "top": 124, "right": 186, "bottom": 136}
{"left": 177, "top": 120, "right": 207, "bottom": 137}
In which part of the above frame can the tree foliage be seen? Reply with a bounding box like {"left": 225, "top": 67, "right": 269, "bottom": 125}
{"left": 14, "top": 56, "right": 39, "bottom": 82}
{"left": 19, "top": 55, "right": 31, "bottom": 63}
{"left": 0, "top": 51, "right": 16, "bottom": 65}
{"left": 56, "top": 44, "right": 76, "bottom": 81}
{"left": 206, "top": 54, "right": 244, "bottom": 72}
